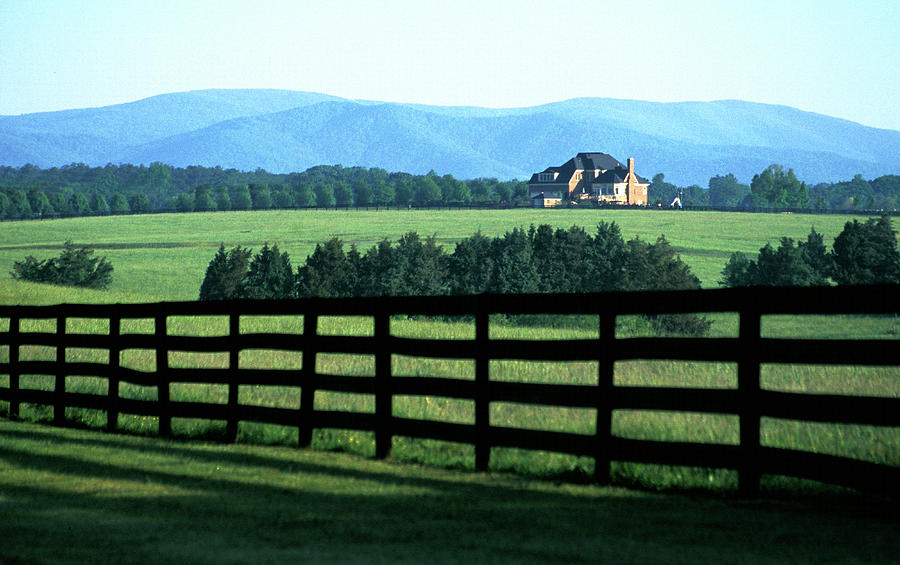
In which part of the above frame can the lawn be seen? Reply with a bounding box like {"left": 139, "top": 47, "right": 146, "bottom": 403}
{"left": 1, "top": 418, "right": 897, "bottom": 565}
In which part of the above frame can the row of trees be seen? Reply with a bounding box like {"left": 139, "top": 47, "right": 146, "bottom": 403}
{"left": 3, "top": 162, "right": 899, "bottom": 220}
{"left": 0, "top": 163, "right": 528, "bottom": 219}
{"left": 650, "top": 167, "right": 899, "bottom": 211}
{"left": 721, "top": 216, "right": 900, "bottom": 287}
{"left": 200, "top": 223, "right": 711, "bottom": 335}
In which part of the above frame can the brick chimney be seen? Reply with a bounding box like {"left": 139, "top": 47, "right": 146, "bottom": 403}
{"left": 628, "top": 157, "right": 634, "bottom": 178}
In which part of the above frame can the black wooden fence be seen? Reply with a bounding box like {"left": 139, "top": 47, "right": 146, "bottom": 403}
{"left": 1, "top": 284, "right": 898, "bottom": 495}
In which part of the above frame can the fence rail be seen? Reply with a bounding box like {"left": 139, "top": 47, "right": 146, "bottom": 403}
{"left": 1, "top": 284, "right": 898, "bottom": 495}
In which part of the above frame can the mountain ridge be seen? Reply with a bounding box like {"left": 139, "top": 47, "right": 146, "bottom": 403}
{"left": 1, "top": 89, "right": 897, "bottom": 186}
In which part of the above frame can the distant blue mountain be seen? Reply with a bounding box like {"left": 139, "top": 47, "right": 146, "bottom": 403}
{"left": 1, "top": 89, "right": 897, "bottom": 186}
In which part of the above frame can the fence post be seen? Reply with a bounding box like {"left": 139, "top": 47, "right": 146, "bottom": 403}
{"left": 374, "top": 313, "right": 392, "bottom": 459}
{"left": 226, "top": 313, "right": 240, "bottom": 443}
{"left": 54, "top": 316, "right": 66, "bottom": 426}
{"left": 298, "top": 311, "right": 318, "bottom": 448}
{"left": 594, "top": 312, "right": 616, "bottom": 484}
{"left": 738, "top": 306, "right": 762, "bottom": 495}
{"left": 156, "top": 314, "right": 171, "bottom": 438}
{"left": 107, "top": 316, "right": 121, "bottom": 432}
{"left": 8, "top": 315, "right": 19, "bottom": 419}
{"left": 474, "top": 307, "right": 490, "bottom": 472}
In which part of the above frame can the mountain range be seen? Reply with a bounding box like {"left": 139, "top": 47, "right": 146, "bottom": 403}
{"left": 2, "top": 89, "right": 898, "bottom": 186}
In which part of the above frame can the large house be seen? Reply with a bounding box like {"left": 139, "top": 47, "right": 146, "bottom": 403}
{"left": 528, "top": 153, "right": 650, "bottom": 207}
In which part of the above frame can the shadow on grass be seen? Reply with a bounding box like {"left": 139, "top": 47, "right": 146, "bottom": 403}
{"left": 0, "top": 419, "right": 897, "bottom": 565}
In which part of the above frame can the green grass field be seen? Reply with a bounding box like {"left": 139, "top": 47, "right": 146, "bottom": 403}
{"left": 0, "top": 209, "right": 897, "bottom": 495}
{"left": 0, "top": 208, "right": 876, "bottom": 300}
{"left": 3, "top": 419, "right": 897, "bottom": 565}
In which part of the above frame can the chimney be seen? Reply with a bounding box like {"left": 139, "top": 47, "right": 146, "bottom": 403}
{"left": 628, "top": 157, "right": 634, "bottom": 177}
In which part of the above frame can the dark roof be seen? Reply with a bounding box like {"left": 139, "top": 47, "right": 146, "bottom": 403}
{"left": 574, "top": 152, "right": 625, "bottom": 171}
{"left": 595, "top": 170, "right": 625, "bottom": 183}
{"left": 529, "top": 153, "right": 649, "bottom": 184}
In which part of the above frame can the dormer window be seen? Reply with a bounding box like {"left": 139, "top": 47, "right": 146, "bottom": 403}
{"left": 539, "top": 172, "right": 555, "bottom": 182}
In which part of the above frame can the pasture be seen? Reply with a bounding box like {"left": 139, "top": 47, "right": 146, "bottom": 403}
{"left": 0, "top": 209, "right": 897, "bottom": 494}
{"left": 0, "top": 208, "right": 875, "bottom": 301}
{"left": 3, "top": 419, "right": 897, "bottom": 564}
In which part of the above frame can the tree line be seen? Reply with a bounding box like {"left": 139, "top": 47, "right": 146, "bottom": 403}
{"left": 1, "top": 162, "right": 898, "bottom": 220}
{"left": 199, "top": 223, "right": 712, "bottom": 336}
{"left": 720, "top": 216, "right": 900, "bottom": 287}
{"left": 650, "top": 166, "right": 899, "bottom": 211}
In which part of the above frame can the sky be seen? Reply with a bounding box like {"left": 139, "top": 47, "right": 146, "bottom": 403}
{"left": 1, "top": 0, "right": 899, "bottom": 130}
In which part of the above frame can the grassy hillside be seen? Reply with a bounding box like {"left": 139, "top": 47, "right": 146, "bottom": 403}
{"left": 0, "top": 208, "right": 873, "bottom": 303}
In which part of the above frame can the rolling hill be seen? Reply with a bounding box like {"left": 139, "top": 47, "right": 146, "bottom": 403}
{"left": 2, "top": 89, "right": 898, "bottom": 186}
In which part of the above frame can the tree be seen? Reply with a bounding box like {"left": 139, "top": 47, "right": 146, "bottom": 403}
{"left": 314, "top": 184, "right": 336, "bottom": 207}
{"left": 720, "top": 227, "right": 834, "bottom": 287}
{"left": 194, "top": 185, "right": 217, "bottom": 212}
{"left": 296, "top": 238, "right": 356, "bottom": 298}
{"left": 294, "top": 183, "right": 316, "bottom": 207}
{"left": 708, "top": 174, "right": 750, "bottom": 208}
{"left": 198, "top": 244, "right": 252, "bottom": 300}
{"left": 749, "top": 165, "right": 809, "bottom": 209}
{"left": 12, "top": 240, "right": 113, "bottom": 289}
{"left": 175, "top": 192, "right": 195, "bottom": 213}
{"left": 446, "top": 231, "right": 494, "bottom": 295}
{"left": 214, "top": 186, "right": 231, "bottom": 211}
{"left": 488, "top": 228, "right": 538, "bottom": 294}
{"left": 129, "top": 193, "right": 151, "bottom": 214}
{"left": 333, "top": 181, "right": 353, "bottom": 207}
{"left": 91, "top": 193, "right": 110, "bottom": 215}
{"left": 27, "top": 188, "right": 53, "bottom": 217}
{"left": 372, "top": 180, "right": 394, "bottom": 206}
{"left": 393, "top": 232, "right": 447, "bottom": 296}
{"left": 237, "top": 244, "right": 295, "bottom": 299}
{"left": 623, "top": 235, "right": 709, "bottom": 335}
{"left": 69, "top": 191, "right": 91, "bottom": 215}
{"left": 0, "top": 192, "right": 10, "bottom": 219}
{"left": 831, "top": 216, "right": 900, "bottom": 285}
{"left": 110, "top": 193, "right": 130, "bottom": 214}
{"left": 7, "top": 189, "right": 32, "bottom": 218}
{"left": 230, "top": 185, "right": 252, "bottom": 210}
{"left": 250, "top": 184, "right": 272, "bottom": 210}
{"left": 649, "top": 173, "right": 678, "bottom": 206}
{"left": 352, "top": 180, "right": 371, "bottom": 207}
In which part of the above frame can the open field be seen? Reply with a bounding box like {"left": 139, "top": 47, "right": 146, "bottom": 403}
{"left": 2, "top": 418, "right": 898, "bottom": 565}
{"left": 1, "top": 209, "right": 897, "bottom": 494}
{"left": 0, "top": 208, "right": 876, "bottom": 301}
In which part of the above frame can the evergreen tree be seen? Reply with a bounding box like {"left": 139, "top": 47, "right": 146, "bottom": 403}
{"left": 584, "top": 222, "right": 627, "bottom": 291}
{"left": 297, "top": 238, "right": 357, "bottom": 298}
{"left": 12, "top": 241, "right": 113, "bottom": 289}
{"left": 488, "top": 228, "right": 538, "bottom": 294}
{"left": 198, "top": 244, "right": 252, "bottom": 301}
{"left": 831, "top": 216, "right": 900, "bottom": 285}
{"left": 237, "top": 244, "right": 295, "bottom": 299}
{"left": 446, "top": 231, "right": 494, "bottom": 295}
{"left": 798, "top": 227, "right": 832, "bottom": 284}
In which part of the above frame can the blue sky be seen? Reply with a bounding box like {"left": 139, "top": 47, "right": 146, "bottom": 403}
{"left": 2, "top": 0, "right": 899, "bottom": 130}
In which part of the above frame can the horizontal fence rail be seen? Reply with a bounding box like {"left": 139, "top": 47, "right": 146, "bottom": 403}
{"left": 1, "top": 284, "right": 898, "bottom": 495}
